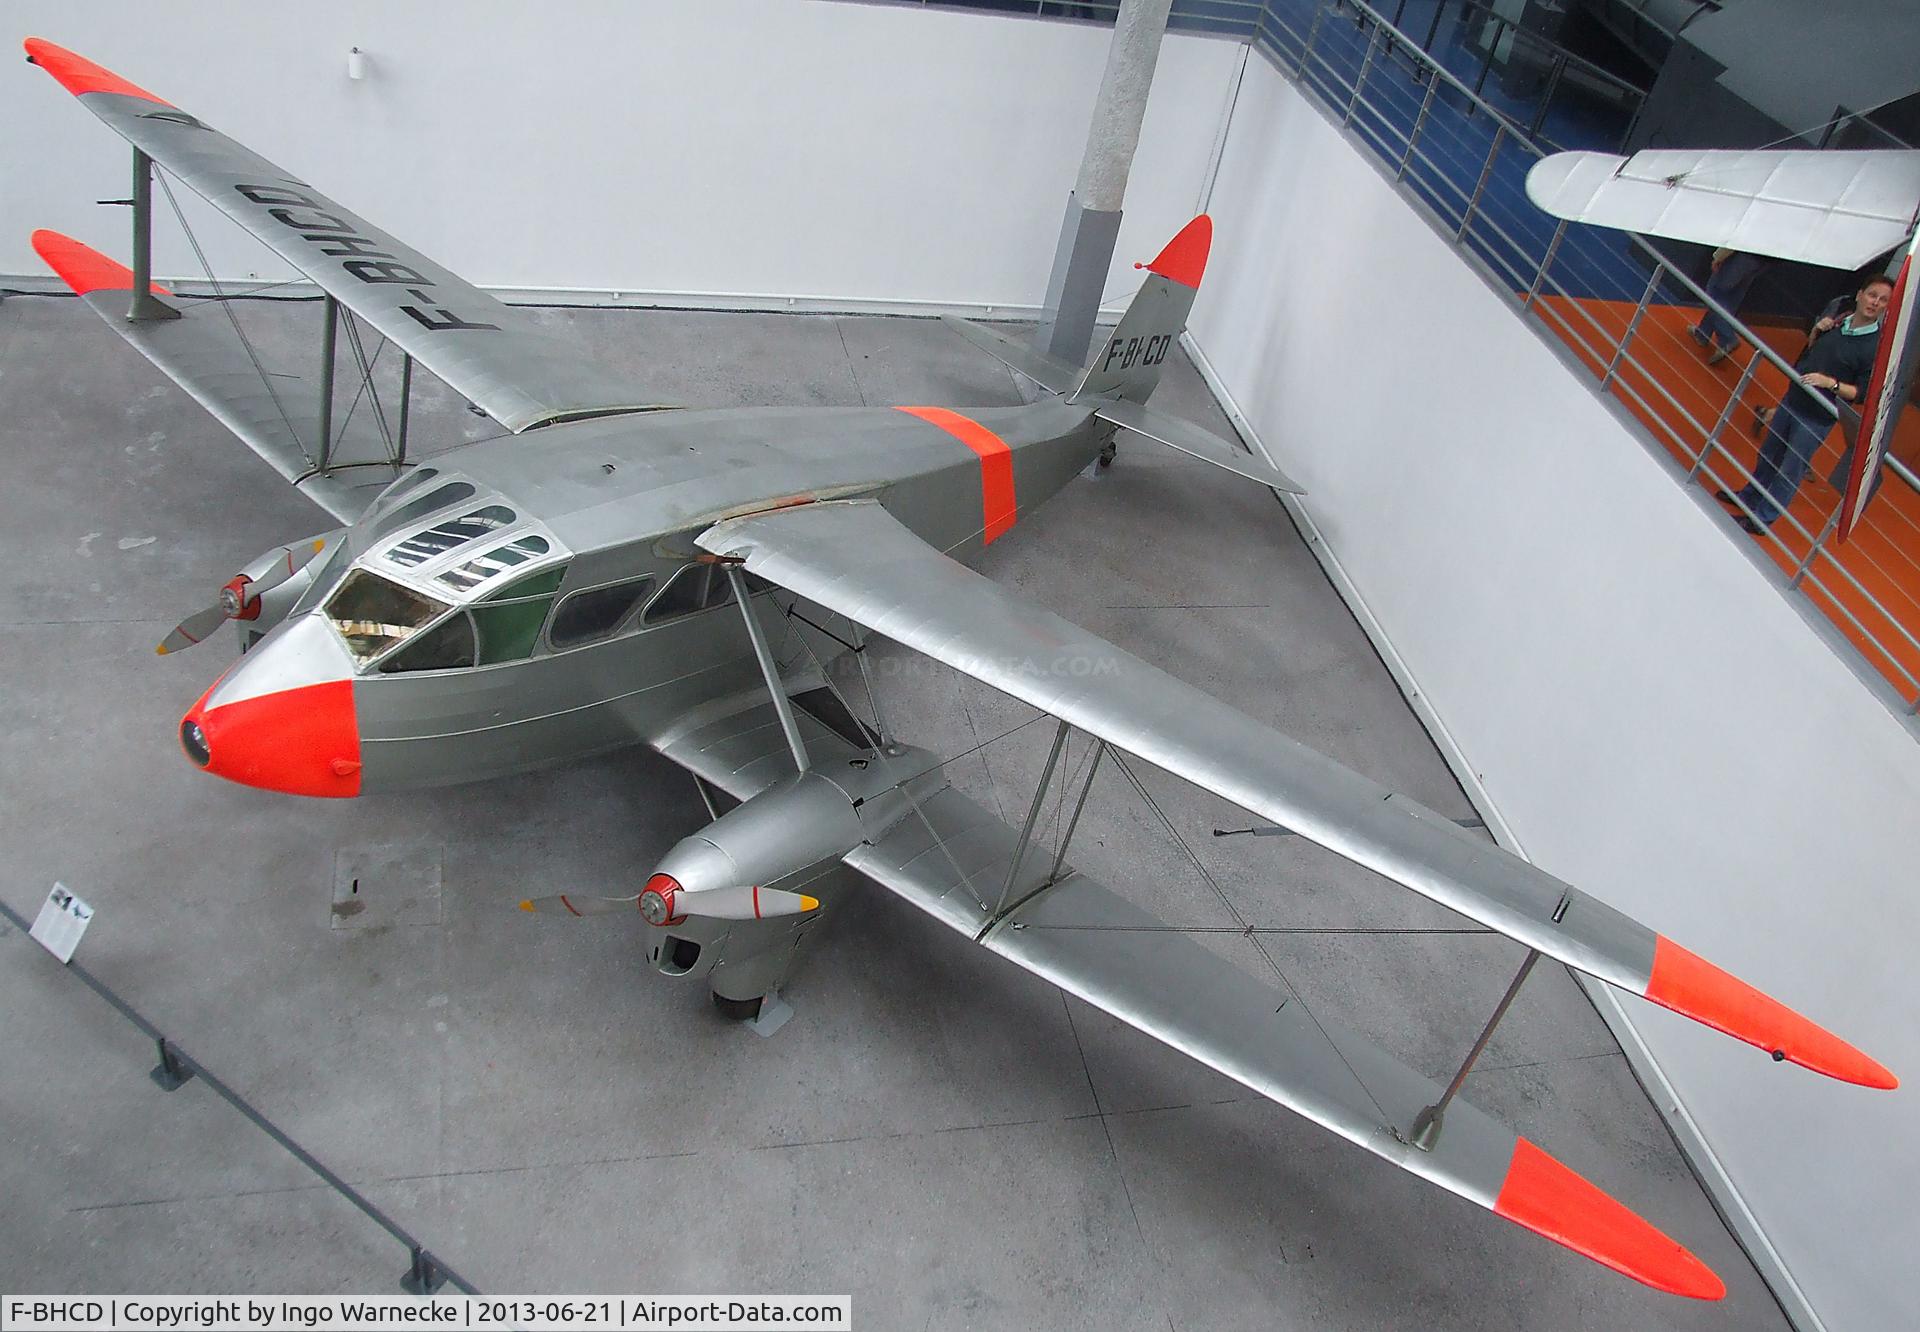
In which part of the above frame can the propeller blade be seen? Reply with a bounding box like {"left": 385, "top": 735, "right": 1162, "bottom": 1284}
{"left": 675, "top": 885, "right": 821, "bottom": 921}
{"left": 517, "top": 885, "right": 822, "bottom": 922}
{"left": 517, "top": 893, "right": 642, "bottom": 917}
{"left": 156, "top": 603, "right": 230, "bottom": 655}
{"left": 247, "top": 536, "right": 328, "bottom": 595}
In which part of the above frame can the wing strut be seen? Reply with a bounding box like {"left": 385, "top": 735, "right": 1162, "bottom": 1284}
{"left": 990, "top": 719, "right": 1071, "bottom": 920}
{"left": 128, "top": 150, "right": 177, "bottom": 324}
{"left": 1410, "top": 949, "right": 1541, "bottom": 1151}
{"left": 723, "top": 563, "right": 809, "bottom": 772}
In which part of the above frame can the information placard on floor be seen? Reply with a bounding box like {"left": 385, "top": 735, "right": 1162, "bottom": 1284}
{"left": 29, "top": 883, "right": 93, "bottom": 964}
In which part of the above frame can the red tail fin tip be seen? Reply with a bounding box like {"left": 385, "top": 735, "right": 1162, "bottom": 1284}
{"left": 1138, "top": 215, "right": 1212, "bottom": 290}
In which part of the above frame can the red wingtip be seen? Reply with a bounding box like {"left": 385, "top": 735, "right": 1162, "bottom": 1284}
{"left": 1138, "top": 215, "right": 1212, "bottom": 290}
{"left": 30, "top": 229, "right": 167, "bottom": 297}
{"left": 1494, "top": 1139, "right": 1725, "bottom": 1300}
{"left": 24, "top": 38, "right": 171, "bottom": 105}
{"left": 1645, "top": 936, "right": 1897, "bottom": 1089}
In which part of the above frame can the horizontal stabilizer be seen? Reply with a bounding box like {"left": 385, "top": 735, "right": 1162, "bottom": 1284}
{"left": 1526, "top": 149, "right": 1920, "bottom": 269}
{"left": 33, "top": 229, "right": 401, "bottom": 522}
{"left": 653, "top": 691, "right": 1722, "bottom": 1296}
{"left": 1087, "top": 397, "right": 1304, "bottom": 493}
{"left": 940, "top": 316, "right": 1081, "bottom": 395}
{"left": 696, "top": 500, "right": 1894, "bottom": 1090}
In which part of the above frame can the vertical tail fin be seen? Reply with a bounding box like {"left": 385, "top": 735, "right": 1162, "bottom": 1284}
{"left": 1069, "top": 215, "right": 1211, "bottom": 406}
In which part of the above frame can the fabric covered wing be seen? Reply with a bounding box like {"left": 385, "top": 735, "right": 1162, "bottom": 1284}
{"left": 26, "top": 38, "right": 660, "bottom": 434}
{"left": 1525, "top": 149, "right": 1920, "bottom": 269}
{"left": 696, "top": 500, "right": 1894, "bottom": 1089}
{"left": 648, "top": 692, "right": 1723, "bottom": 1296}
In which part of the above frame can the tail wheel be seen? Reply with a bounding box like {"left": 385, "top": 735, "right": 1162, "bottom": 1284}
{"left": 1098, "top": 440, "right": 1118, "bottom": 469}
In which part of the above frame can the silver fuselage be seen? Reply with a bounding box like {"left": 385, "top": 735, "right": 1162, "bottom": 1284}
{"left": 200, "top": 399, "right": 1106, "bottom": 796}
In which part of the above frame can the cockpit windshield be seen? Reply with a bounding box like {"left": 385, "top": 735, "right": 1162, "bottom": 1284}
{"left": 325, "top": 570, "right": 451, "bottom": 665}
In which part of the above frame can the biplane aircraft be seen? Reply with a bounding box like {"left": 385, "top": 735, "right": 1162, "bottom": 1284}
{"left": 25, "top": 36, "right": 1898, "bottom": 1302}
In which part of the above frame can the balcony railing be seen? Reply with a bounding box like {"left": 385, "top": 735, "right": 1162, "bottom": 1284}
{"left": 1251, "top": 0, "right": 1920, "bottom": 712}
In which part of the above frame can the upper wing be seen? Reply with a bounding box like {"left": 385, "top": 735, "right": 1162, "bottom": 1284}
{"left": 651, "top": 688, "right": 1723, "bottom": 1296}
{"left": 26, "top": 38, "right": 662, "bottom": 434}
{"left": 696, "top": 499, "right": 1894, "bottom": 1089}
{"left": 1525, "top": 149, "right": 1920, "bottom": 268}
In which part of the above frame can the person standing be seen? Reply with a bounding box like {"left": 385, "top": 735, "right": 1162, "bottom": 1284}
{"left": 1720, "top": 274, "right": 1892, "bottom": 532}
{"left": 1691, "top": 249, "right": 1767, "bottom": 364}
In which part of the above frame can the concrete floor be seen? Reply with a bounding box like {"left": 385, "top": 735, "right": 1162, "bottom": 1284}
{"left": 0, "top": 292, "right": 1792, "bottom": 1330}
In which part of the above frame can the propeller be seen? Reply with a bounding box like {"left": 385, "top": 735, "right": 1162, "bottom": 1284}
{"left": 157, "top": 537, "right": 327, "bottom": 654}
{"left": 519, "top": 874, "right": 820, "bottom": 923}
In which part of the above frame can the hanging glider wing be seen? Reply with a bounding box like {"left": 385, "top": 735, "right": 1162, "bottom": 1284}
{"left": 1841, "top": 231, "right": 1920, "bottom": 540}
{"left": 24, "top": 38, "right": 662, "bottom": 435}
{"left": 695, "top": 498, "right": 1895, "bottom": 1092}
{"left": 651, "top": 689, "right": 1723, "bottom": 1297}
{"left": 1525, "top": 149, "right": 1920, "bottom": 269}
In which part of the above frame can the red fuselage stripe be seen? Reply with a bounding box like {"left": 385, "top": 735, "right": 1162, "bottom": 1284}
{"left": 895, "top": 406, "right": 1016, "bottom": 544}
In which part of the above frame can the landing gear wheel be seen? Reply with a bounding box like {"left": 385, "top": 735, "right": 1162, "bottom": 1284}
{"left": 1098, "top": 440, "right": 1118, "bottom": 469}
{"left": 711, "top": 992, "right": 764, "bottom": 1022}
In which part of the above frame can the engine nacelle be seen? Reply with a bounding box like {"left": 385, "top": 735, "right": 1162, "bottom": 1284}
{"left": 643, "top": 745, "right": 938, "bottom": 926}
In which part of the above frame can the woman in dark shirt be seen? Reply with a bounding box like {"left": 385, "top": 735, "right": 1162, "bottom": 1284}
{"left": 1723, "top": 275, "right": 1891, "bottom": 531}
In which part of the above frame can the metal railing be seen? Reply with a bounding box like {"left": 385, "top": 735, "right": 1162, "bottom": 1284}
{"left": 1252, "top": 0, "right": 1920, "bottom": 711}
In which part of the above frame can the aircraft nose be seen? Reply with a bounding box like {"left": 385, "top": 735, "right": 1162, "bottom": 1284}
{"left": 179, "top": 614, "right": 362, "bottom": 797}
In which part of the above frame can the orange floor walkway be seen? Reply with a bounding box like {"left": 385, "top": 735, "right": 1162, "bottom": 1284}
{"left": 1533, "top": 294, "right": 1920, "bottom": 702}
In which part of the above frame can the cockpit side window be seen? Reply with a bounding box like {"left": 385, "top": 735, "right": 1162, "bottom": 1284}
{"left": 377, "top": 612, "right": 477, "bottom": 674}
{"left": 325, "top": 570, "right": 451, "bottom": 665}
{"left": 549, "top": 576, "right": 657, "bottom": 650}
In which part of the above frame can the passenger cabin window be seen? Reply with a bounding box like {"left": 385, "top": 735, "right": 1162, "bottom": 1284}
{"left": 642, "top": 563, "right": 735, "bottom": 626}
{"left": 549, "top": 576, "right": 656, "bottom": 650}
{"left": 325, "top": 570, "right": 451, "bottom": 665}
{"left": 470, "top": 562, "right": 571, "bottom": 665}
{"left": 378, "top": 613, "right": 477, "bottom": 674}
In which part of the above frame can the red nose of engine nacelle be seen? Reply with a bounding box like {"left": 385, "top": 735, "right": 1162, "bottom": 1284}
{"left": 178, "top": 615, "right": 362, "bottom": 798}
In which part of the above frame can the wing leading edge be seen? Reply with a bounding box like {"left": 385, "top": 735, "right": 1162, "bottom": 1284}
{"left": 651, "top": 691, "right": 1723, "bottom": 1297}
{"left": 695, "top": 499, "right": 1894, "bottom": 1090}
{"left": 25, "top": 37, "right": 663, "bottom": 434}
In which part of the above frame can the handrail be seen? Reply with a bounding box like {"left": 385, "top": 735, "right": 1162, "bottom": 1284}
{"left": 1257, "top": 0, "right": 1920, "bottom": 709}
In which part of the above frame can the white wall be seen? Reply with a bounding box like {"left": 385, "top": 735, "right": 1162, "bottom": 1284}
{"left": 1191, "top": 55, "right": 1920, "bottom": 1332}
{"left": 1, "top": 1, "right": 1239, "bottom": 311}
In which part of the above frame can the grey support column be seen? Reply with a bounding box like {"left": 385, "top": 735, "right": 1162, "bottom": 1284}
{"left": 1033, "top": 0, "right": 1174, "bottom": 367}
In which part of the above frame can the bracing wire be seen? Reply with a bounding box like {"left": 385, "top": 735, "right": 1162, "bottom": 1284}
{"left": 1107, "top": 748, "right": 1394, "bottom": 1127}
{"left": 153, "top": 168, "right": 310, "bottom": 469}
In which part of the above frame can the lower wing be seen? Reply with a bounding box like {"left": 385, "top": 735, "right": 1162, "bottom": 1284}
{"left": 654, "top": 688, "right": 1722, "bottom": 1297}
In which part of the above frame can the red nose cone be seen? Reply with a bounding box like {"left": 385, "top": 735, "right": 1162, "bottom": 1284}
{"left": 181, "top": 678, "right": 361, "bottom": 798}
